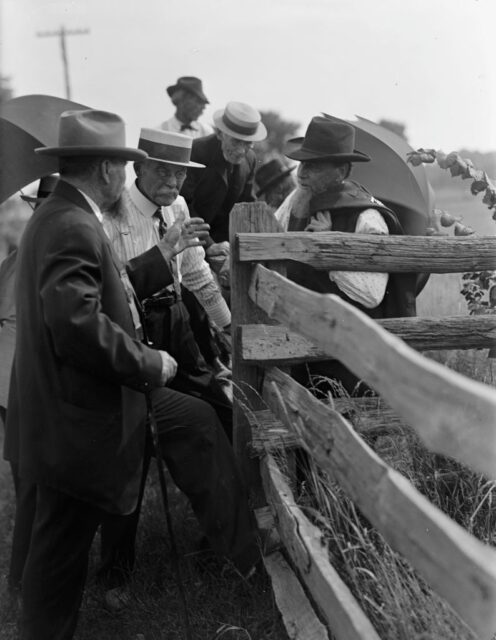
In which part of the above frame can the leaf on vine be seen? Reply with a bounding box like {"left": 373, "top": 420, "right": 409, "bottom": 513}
{"left": 460, "top": 158, "right": 476, "bottom": 180}
{"left": 407, "top": 149, "right": 436, "bottom": 165}
{"left": 482, "top": 186, "right": 496, "bottom": 208}
{"left": 444, "top": 151, "right": 460, "bottom": 168}
{"left": 447, "top": 153, "right": 467, "bottom": 177}
{"left": 454, "top": 222, "right": 475, "bottom": 236}
{"left": 470, "top": 171, "right": 489, "bottom": 195}
{"left": 435, "top": 150, "right": 449, "bottom": 169}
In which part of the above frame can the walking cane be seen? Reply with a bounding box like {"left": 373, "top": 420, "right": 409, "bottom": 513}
{"left": 145, "top": 388, "right": 193, "bottom": 640}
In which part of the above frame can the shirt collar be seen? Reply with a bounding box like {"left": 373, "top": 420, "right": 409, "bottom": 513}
{"left": 76, "top": 188, "right": 103, "bottom": 222}
{"left": 172, "top": 114, "right": 198, "bottom": 131}
{"left": 129, "top": 181, "right": 159, "bottom": 218}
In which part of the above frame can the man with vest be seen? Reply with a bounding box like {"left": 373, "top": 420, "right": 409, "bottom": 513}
{"left": 275, "top": 115, "right": 417, "bottom": 396}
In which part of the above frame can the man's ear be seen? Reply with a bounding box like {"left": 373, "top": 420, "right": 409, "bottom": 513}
{"left": 99, "top": 159, "right": 112, "bottom": 185}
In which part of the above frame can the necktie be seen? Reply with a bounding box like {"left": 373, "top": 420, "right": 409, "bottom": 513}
{"left": 153, "top": 208, "right": 168, "bottom": 239}
{"left": 153, "top": 208, "right": 181, "bottom": 297}
{"left": 180, "top": 122, "right": 195, "bottom": 132}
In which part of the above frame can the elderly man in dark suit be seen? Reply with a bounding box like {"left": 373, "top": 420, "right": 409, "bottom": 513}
{"left": 4, "top": 109, "right": 177, "bottom": 640}
{"left": 181, "top": 101, "right": 267, "bottom": 247}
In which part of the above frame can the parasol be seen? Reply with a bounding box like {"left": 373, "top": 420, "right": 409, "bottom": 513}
{"left": 0, "top": 94, "right": 90, "bottom": 204}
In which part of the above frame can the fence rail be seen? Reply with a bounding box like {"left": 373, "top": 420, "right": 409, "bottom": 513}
{"left": 230, "top": 202, "right": 496, "bottom": 640}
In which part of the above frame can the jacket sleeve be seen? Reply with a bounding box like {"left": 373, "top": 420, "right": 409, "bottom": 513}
{"left": 40, "top": 215, "right": 163, "bottom": 389}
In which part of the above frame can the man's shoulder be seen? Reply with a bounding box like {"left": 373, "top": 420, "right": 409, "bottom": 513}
{"left": 191, "top": 133, "right": 217, "bottom": 157}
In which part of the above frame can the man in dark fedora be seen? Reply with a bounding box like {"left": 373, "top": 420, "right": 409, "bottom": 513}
{"left": 158, "top": 76, "right": 213, "bottom": 139}
{"left": 255, "top": 157, "right": 296, "bottom": 212}
{"left": 3, "top": 109, "right": 180, "bottom": 639}
{"left": 275, "top": 115, "right": 417, "bottom": 396}
{"left": 181, "top": 100, "right": 267, "bottom": 246}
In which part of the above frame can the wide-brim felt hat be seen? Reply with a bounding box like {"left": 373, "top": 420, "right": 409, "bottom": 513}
{"left": 20, "top": 174, "right": 59, "bottom": 203}
{"left": 137, "top": 128, "right": 205, "bottom": 168}
{"left": 255, "top": 158, "right": 296, "bottom": 196}
{"left": 285, "top": 115, "right": 370, "bottom": 163}
{"left": 35, "top": 109, "right": 147, "bottom": 161}
{"left": 166, "top": 76, "right": 209, "bottom": 103}
{"left": 213, "top": 101, "right": 267, "bottom": 142}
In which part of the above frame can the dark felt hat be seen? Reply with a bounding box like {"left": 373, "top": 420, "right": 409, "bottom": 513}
{"left": 20, "top": 174, "right": 59, "bottom": 203}
{"left": 35, "top": 110, "right": 147, "bottom": 161}
{"left": 285, "top": 116, "right": 370, "bottom": 163}
{"left": 166, "top": 76, "right": 209, "bottom": 103}
{"left": 255, "top": 158, "right": 296, "bottom": 197}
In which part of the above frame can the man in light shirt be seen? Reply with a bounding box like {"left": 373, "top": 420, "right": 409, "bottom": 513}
{"left": 158, "top": 76, "right": 213, "bottom": 139}
{"left": 275, "top": 115, "right": 416, "bottom": 396}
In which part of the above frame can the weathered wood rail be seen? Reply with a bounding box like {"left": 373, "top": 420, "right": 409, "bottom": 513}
{"left": 229, "top": 202, "right": 496, "bottom": 640}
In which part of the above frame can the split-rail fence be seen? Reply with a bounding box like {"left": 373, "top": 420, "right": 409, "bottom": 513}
{"left": 229, "top": 202, "right": 496, "bottom": 640}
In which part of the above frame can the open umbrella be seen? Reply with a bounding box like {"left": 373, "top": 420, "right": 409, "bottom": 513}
{"left": 344, "top": 115, "right": 434, "bottom": 235}
{"left": 322, "top": 113, "right": 434, "bottom": 235}
{"left": 0, "top": 94, "right": 90, "bottom": 204}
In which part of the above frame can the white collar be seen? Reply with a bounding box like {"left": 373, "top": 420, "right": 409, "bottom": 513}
{"left": 77, "top": 188, "right": 102, "bottom": 222}
{"left": 172, "top": 114, "right": 198, "bottom": 131}
{"left": 129, "top": 181, "right": 158, "bottom": 218}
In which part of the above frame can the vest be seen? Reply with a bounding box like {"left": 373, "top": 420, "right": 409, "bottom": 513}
{"left": 287, "top": 181, "right": 417, "bottom": 319}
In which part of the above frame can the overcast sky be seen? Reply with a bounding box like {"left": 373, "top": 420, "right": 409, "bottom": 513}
{"left": 1, "top": 0, "right": 495, "bottom": 153}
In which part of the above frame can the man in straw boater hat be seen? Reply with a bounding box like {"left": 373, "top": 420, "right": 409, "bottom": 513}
{"left": 2, "top": 108, "right": 222, "bottom": 639}
{"left": 158, "top": 75, "right": 214, "bottom": 139}
{"left": 99, "top": 128, "right": 260, "bottom": 602}
{"left": 181, "top": 100, "right": 267, "bottom": 247}
{"left": 275, "top": 115, "right": 417, "bottom": 397}
{"left": 254, "top": 156, "right": 296, "bottom": 212}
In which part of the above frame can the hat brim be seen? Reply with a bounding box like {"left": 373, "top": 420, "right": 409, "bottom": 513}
{"left": 166, "top": 84, "right": 209, "bottom": 104}
{"left": 285, "top": 137, "right": 370, "bottom": 163}
{"left": 35, "top": 146, "right": 148, "bottom": 161}
{"left": 256, "top": 166, "right": 296, "bottom": 197}
{"left": 144, "top": 155, "right": 205, "bottom": 169}
{"left": 20, "top": 194, "right": 45, "bottom": 203}
{"left": 213, "top": 110, "right": 267, "bottom": 142}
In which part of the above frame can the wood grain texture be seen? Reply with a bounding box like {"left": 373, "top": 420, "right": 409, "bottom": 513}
{"left": 240, "top": 316, "right": 496, "bottom": 363}
{"left": 237, "top": 231, "right": 496, "bottom": 272}
{"left": 263, "top": 367, "right": 496, "bottom": 640}
{"left": 250, "top": 264, "right": 496, "bottom": 481}
{"left": 261, "top": 454, "right": 380, "bottom": 640}
{"left": 264, "top": 551, "right": 330, "bottom": 640}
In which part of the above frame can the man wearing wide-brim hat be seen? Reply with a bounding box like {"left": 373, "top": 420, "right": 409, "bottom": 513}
{"left": 3, "top": 108, "right": 184, "bottom": 640}
{"left": 274, "top": 115, "right": 417, "bottom": 396}
{"left": 181, "top": 100, "right": 267, "bottom": 247}
{"left": 158, "top": 75, "right": 214, "bottom": 139}
{"left": 255, "top": 156, "right": 296, "bottom": 211}
{"left": 100, "top": 128, "right": 259, "bottom": 594}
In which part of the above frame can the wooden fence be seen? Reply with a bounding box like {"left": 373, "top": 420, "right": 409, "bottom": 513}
{"left": 229, "top": 202, "right": 496, "bottom": 640}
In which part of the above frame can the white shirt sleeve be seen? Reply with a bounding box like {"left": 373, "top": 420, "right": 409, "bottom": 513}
{"left": 329, "top": 209, "right": 389, "bottom": 309}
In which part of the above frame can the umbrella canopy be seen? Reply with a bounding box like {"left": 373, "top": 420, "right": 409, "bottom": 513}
{"left": 0, "top": 95, "right": 90, "bottom": 205}
{"left": 344, "top": 115, "right": 434, "bottom": 235}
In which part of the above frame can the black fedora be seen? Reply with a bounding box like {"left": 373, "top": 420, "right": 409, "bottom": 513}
{"left": 166, "top": 76, "right": 209, "bottom": 103}
{"left": 285, "top": 116, "right": 370, "bottom": 163}
{"left": 255, "top": 158, "right": 296, "bottom": 197}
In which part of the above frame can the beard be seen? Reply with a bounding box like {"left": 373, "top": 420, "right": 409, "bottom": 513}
{"left": 288, "top": 186, "right": 313, "bottom": 219}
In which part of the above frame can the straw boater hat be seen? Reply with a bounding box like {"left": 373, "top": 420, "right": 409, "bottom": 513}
{"left": 285, "top": 116, "right": 370, "bottom": 163}
{"left": 213, "top": 102, "right": 267, "bottom": 142}
{"left": 137, "top": 129, "right": 205, "bottom": 168}
{"left": 255, "top": 158, "right": 296, "bottom": 197}
{"left": 166, "top": 76, "right": 209, "bottom": 103}
{"left": 35, "top": 109, "right": 147, "bottom": 161}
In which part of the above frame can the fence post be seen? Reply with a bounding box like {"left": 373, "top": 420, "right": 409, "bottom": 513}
{"left": 230, "top": 202, "right": 285, "bottom": 502}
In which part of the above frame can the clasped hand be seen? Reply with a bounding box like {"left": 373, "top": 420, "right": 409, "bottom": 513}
{"left": 305, "top": 210, "right": 332, "bottom": 232}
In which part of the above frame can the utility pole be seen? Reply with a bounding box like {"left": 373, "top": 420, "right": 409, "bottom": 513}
{"left": 37, "top": 25, "right": 89, "bottom": 99}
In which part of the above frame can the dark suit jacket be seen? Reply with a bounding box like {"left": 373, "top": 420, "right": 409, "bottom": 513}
{"left": 181, "top": 134, "right": 257, "bottom": 243}
{"left": 4, "top": 181, "right": 168, "bottom": 515}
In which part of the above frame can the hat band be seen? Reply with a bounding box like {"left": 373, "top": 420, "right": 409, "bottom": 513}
{"left": 139, "top": 139, "right": 191, "bottom": 163}
{"left": 222, "top": 112, "right": 258, "bottom": 136}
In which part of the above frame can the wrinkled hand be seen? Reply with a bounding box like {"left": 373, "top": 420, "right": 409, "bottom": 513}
{"left": 305, "top": 210, "right": 332, "bottom": 232}
{"left": 158, "top": 211, "right": 210, "bottom": 258}
{"left": 158, "top": 350, "right": 177, "bottom": 385}
{"left": 206, "top": 241, "right": 230, "bottom": 258}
